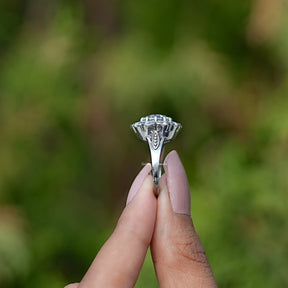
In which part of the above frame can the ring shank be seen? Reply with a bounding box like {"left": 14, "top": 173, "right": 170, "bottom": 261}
{"left": 148, "top": 138, "right": 164, "bottom": 187}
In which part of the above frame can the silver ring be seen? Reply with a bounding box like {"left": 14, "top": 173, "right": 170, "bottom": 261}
{"left": 131, "top": 114, "right": 182, "bottom": 191}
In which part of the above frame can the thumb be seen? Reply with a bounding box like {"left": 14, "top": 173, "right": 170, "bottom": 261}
{"left": 151, "top": 151, "right": 217, "bottom": 288}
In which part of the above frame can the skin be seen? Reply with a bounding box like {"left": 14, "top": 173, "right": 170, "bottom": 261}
{"left": 151, "top": 175, "right": 217, "bottom": 288}
{"left": 65, "top": 151, "right": 217, "bottom": 288}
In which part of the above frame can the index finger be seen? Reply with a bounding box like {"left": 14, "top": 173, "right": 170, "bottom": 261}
{"left": 79, "top": 165, "right": 156, "bottom": 288}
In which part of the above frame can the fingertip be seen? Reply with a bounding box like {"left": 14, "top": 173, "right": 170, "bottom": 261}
{"left": 126, "top": 163, "right": 151, "bottom": 205}
{"left": 133, "top": 173, "right": 154, "bottom": 202}
{"left": 164, "top": 149, "right": 177, "bottom": 164}
{"left": 79, "top": 173, "right": 156, "bottom": 288}
{"left": 120, "top": 173, "right": 156, "bottom": 235}
{"left": 164, "top": 150, "right": 191, "bottom": 215}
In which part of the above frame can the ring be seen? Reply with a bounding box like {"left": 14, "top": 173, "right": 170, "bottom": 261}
{"left": 131, "top": 114, "right": 182, "bottom": 193}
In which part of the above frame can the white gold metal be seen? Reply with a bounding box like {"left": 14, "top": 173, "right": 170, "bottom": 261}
{"left": 131, "top": 114, "right": 181, "bottom": 188}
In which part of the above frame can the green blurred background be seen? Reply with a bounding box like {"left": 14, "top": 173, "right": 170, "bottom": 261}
{"left": 0, "top": 0, "right": 288, "bottom": 287}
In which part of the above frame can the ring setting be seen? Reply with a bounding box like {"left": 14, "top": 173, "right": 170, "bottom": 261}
{"left": 131, "top": 114, "right": 181, "bottom": 192}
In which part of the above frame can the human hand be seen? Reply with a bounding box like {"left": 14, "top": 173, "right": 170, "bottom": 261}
{"left": 65, "top": 151, "right": 217, "bottom": 288}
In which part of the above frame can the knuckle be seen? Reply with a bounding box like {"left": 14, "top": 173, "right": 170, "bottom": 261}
{"left": 116, "top": 213, "right": 150, "bottom": 247}
{"left": 173, "top": 227, "right": 211, "bottom": 270}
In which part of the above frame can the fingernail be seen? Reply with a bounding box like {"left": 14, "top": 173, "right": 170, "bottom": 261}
{"left": 126, "top": 163, "right": 151, "bottom": 205}
{"left": 164, "top": 150, "right": 191, "bottom": 215}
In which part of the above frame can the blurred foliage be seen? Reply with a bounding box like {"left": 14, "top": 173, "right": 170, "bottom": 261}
{"left": 0, "top": 0, "right": 288, "bottom": 287}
